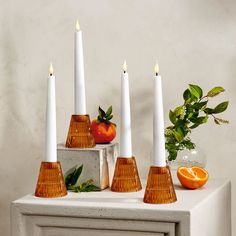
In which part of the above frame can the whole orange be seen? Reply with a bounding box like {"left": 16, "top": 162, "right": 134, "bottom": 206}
{"left": 91, "top": 106, "right": 116, "bottom": 144}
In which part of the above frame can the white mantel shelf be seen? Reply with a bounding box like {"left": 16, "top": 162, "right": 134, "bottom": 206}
{"left": 11, "top": 179, "right": 231, "bottom": 236}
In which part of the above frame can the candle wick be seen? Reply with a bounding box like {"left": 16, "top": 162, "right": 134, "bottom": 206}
{"left": 50, "top": 73, "right": 53, "bottom": 76}
{"left": 124, "top": 70, "right": 126, "bottom": 74}
{"left": 156, "top": 73, "right": 158, "bottom": 76}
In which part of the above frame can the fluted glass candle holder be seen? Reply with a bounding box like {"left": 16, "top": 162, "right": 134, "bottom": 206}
{"left": 35, "top": 161, "right": 67, "bottom": 198}
{"left": 111, "top": 157, "right": 142, "bottom": 192}
{"left": 143, "top": 166, "right": 177, "bottom": 204}
{"left": 66, "top": 114, "right": 95, "bottom": 148}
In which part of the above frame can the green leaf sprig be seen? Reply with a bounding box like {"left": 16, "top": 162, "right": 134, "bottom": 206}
{"left": 165, "top": 85, "right": 229, "bottom": 161}
{"left": 97, "top": 106, "right": 114, "bottom": 124}
{"left": 65, "top": 165, "right": 100, "bottom": 192}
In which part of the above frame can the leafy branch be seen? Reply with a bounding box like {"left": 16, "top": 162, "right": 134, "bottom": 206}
{"left": 165, "top": 85, "right": 229, "bottom": 161}
{"left": 65, "top": 165, "right": 100, "bottom": 192}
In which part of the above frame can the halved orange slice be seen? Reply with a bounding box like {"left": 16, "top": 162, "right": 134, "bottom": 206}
{"left": 177, "top": 166, "right": 209, "bottom": 189}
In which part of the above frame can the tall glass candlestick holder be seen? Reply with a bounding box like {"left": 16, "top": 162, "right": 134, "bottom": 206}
{"left": 111, "top": 157, "right": 142, "bottom": 192}
{"left": 35, "top": 162, "right": 67, "bottom": 198}
{"left": 143, "top": 166, "right": 177, "bottom": 204}
{"left": 66, "top": 114, "right": 95, "bottom": 148}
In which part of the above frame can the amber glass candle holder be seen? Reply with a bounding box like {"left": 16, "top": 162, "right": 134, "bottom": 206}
{"left": 111, "top": 157, "right": 142, "bottom": 192}
{"left": 35, "top": 162, "right": 67, "bottom": 198}
{"left": 143, "top": 166, "right": 177, "bottom": 204}
{"left": 66, "top": 114, "right": 95, "bottom": 148}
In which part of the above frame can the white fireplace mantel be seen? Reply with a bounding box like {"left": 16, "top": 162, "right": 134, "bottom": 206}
{"left": 11, "top": 179, "right": 231, "bottom": 236}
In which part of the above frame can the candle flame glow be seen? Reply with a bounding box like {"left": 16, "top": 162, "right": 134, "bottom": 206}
{"left": 154, "top": 63, "right": 159, "bottom": 74}
{"left": 123, "top": 60, "right": 127, "bottom": 72}
{"left": 76, "top": 20, "right": 80, "bottom": 31}
{"left": 49, "top": 63, "right": 54, "bottom": 75}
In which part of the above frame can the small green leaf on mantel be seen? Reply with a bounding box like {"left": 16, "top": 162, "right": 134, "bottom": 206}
{"left": 64, "top": 165, "right": 100, "bottom": 193}
{"left": 71, "top": 165, "right": 83, "bottom": 185}
{"left": 65, "top": 166, "right": 77, "bottom": 186}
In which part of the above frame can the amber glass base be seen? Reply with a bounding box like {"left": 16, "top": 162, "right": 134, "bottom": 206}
{"left": 66, "top": 114, "right": 95, "bottom": 148}
{"left": 35, "top": 162, "right": 67, "bottom": 198}
{"left": 143, "top": 166, "right": 177, "bottom": 204}
{"left": 111, "top": 157, "right": 142, "bottom": 192}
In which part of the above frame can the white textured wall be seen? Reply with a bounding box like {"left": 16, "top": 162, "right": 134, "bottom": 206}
{"left": 0, "top": 0, "right": 236, "bottom": 235}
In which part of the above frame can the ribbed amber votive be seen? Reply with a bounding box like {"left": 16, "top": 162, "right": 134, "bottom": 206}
{"left": 66, "top": 114, "right": 95, "bottom": 148}
{"left": 143, "top": 166, "right": 177, "bottom": 204}
{"left": 35, "top": 161, "right": 67, "bottom": 198}
{"left": 111, "top": 157, "right": 142, "bottom": 192}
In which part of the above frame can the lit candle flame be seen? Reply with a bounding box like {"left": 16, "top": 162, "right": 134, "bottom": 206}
{"left": 123, "top": 60, "right": 127, "bottom": 72}
{"left": 154, "top": 63, "right": 159, "bottom": 75}
{"left": 76, "top": 20, "right": 80, "bottom": 31}
{"left": 49, "top": 63, "right": 54, "bottom": 75}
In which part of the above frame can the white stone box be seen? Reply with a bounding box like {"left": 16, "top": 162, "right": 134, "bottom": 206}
{"left": 57, "top": 143, "right": 118, "bottom": 190}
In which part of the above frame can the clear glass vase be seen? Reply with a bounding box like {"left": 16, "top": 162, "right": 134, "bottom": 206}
{"left": 167, "top": 148, "right": 207, "bottom": 171}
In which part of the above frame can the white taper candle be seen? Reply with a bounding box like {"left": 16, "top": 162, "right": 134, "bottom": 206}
{"left": 153, "top": 63, "right": 166, "bottom": 166}
{"left": 120, "top": 61, "right": 132, "bottom": 157}
{"left": 74, "top": 20, "right": 86, "bottom": 115}
{"left": 45, "top": 63, "right": 57, "bottom": 162}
